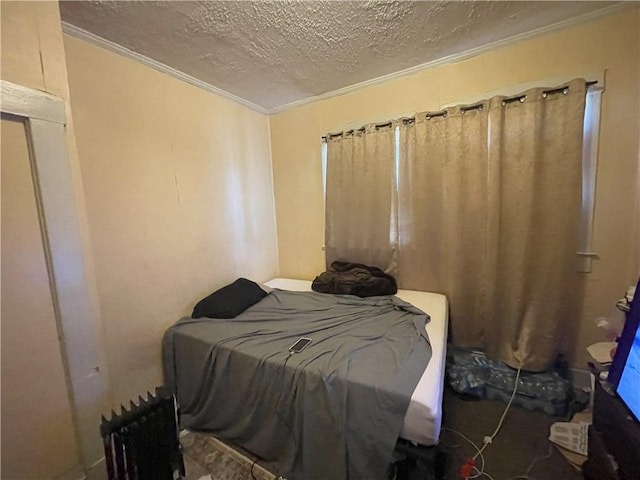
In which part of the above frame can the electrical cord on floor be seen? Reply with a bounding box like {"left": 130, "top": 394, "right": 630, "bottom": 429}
{"left": 443, "top": 367, "right": 522, "bottom": 480}
{"left": 440, "top": 428, "right": 487, "bottom": 479}
{"left": 443, "top": 408, "right": 554, "bottom": 480}
{"left": 478, "top": 471, "right": 496, "bottom": 480}
{"left": 473, "top": 368, "right": 522, "bottom": 462}
{"left": 506, "top": 443, "right": 554, "bottom": 480}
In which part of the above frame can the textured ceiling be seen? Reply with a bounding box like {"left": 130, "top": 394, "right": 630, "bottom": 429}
{"left": 60, "top": 1, "right": 618, "bottom": 112}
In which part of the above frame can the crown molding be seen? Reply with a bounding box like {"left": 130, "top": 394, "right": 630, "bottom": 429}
{"left": 267, "top": 2, "right": 633, "bottom": 114}
{"left": 61, "top": 22, "right": 270, "bottom": 115}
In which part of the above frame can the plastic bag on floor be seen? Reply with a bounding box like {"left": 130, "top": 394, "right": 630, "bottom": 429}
{"left": 447, "top": 348, "right": 572, "bottom": 416}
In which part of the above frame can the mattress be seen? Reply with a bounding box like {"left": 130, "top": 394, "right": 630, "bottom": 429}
{"left": 265, "top": 278, "right": 449, "bottom": 446}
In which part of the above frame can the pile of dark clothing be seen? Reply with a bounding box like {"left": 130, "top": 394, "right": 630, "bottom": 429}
{"left": 312, "top": 261, "right": 398, "bottom": 297}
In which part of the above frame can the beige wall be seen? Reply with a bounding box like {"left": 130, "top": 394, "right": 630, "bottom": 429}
{"left": 270, "top": 9, "right": 640, "bottom": 366}
{"left": 63, "top": 35, "right": 279, "bottom": 407}
{"left": 2, "top": 1, "right": 71, "bottom": 97}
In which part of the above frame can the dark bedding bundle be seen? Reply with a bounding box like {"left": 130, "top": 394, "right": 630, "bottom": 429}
{"left": 192, "top": 278, "right": 268, "bottom": 319}
{"left": 312, "top": 261, "right": 398, "bottom": 297}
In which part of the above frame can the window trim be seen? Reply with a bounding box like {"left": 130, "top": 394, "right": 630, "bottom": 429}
{"left": 577, "top": 84, "right": 603, "bottom": 272}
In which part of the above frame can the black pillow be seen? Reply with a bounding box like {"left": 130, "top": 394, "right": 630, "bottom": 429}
{"left": 192, "top": 278, "right": 268, "bottom": 319}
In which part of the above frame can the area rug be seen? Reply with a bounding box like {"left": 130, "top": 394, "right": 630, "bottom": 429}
{"left": 181, "top": 431, "right": 411, "bottom": 480}
{"left": 181, "top": 431, "right": 277, "bottom": 480}
{"left": 182, "top": 431, "right": 421, "bottom": 480}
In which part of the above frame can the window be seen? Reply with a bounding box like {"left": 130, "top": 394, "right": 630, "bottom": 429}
{"left": 578, "top": 86, "right": 603, "bottom": 272}
{"left": 321, "top": 80, "right": 602, "bottom": 272}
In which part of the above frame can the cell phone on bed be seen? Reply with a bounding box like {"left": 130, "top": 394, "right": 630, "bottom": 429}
{"left": 289, "top": 337, "right": 312, "bottom": 353}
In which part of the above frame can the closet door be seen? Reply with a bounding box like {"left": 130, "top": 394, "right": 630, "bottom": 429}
{"left": 1, "top": 115, "right": 80, "bottom": 478}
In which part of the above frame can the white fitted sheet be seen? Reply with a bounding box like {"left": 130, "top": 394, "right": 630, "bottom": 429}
{"left": 265, "top": 278, "right": 448, "bottom": 446}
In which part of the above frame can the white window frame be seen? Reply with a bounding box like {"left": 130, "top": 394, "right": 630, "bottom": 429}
{"left": 577, "top": 85, "right": 603, "bottom": 272}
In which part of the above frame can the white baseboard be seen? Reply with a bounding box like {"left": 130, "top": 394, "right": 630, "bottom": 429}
{"left": 85, "top": 457, "right": 107, "bottom": 480}
{"left": 54, "top": 465, "right": 85, "bottom": 480}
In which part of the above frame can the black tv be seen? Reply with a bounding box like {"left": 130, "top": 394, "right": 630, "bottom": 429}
{"left": 609, "top": 277, "right": 640, "bottom": 422}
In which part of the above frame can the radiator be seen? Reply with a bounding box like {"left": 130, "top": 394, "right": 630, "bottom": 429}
{"left": 100, "top": 386, "right": 185, "bottom": 480}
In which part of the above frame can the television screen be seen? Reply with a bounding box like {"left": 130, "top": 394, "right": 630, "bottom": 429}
{"left": 612, "top": 278, "right": 640, "bottom": 422}
{"left": 617, "top": 318, "right": 640, "bottom": 422}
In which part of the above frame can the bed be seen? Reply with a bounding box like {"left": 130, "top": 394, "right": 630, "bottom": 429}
{"left": 266, "top": 278, "right": 449, "bottom": 447}
{"left": 164, "top": 278, "right": 448, "bottom": 479}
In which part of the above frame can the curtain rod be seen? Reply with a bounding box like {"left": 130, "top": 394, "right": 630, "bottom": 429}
{"left": 323, "top": 124, "right": 375, "bottom": 141}
{"left": 322, "top": 80, "right": 598, "bottom": 140}
{"left": 502, "top": 80, "right": 598, "bottom": 105}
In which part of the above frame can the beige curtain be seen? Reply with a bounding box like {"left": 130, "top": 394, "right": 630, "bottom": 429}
{"left": 398, "top": 79, "right": 586, "bottom": 371}
{"left": 325, "top": 123, "right": 397, "bottom": 273}
{"left": 484, "top": 79, "right": 586, "bottom": 370}
{"left": 398, "top": 107, "right": 489, "bottom": 346}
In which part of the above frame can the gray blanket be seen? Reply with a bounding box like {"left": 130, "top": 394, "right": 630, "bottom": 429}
{"left": 163, "top": 289, "right": 432, "bottom": 480}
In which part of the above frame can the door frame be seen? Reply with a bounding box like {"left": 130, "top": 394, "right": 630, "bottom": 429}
{"left": 1, "top": 79, "right": 107, "bottom": 477}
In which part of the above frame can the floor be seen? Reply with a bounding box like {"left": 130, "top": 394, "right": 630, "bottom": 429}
{"left": 439, "top": 387, "right": 583, "bottom": 480}
{"left": 181, "top": 387, "right": 584, "bottom": 480}
{"left": 182, "top": 432, "right": 275, "bottom": 480}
